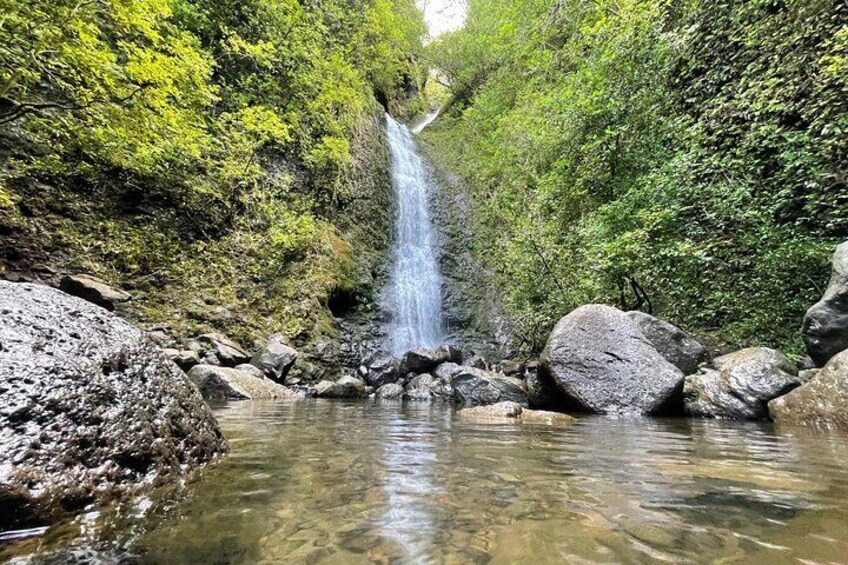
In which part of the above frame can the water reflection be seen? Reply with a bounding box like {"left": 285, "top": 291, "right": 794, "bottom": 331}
{"left": 4, "top": 401, "right": 848, "bottom": 564}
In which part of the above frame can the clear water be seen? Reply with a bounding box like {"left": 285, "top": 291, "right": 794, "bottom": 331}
{"left": 386, "top": 114, "right": 444, "bottom": 355}
{"left": 6, "top": 400, "right": 848, "bottom": 564}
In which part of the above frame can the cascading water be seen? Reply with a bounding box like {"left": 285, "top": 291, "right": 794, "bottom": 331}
{"left": 385, "top": 113, "right": 444, "bottom": 355}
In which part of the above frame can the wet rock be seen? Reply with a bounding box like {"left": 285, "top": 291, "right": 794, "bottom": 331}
{"left": 250, "top": 333, "right": 298, "bottom": 383}
{"left": 451, "top": 368, "right": 527, "bottom": 406}
{"left": 376, "top": 383, "right": 404, "bottom": 399}
{"left": 459, "top": 401, "right": 576, "bottom": 425}
{"left": 399, "top": 347, "right": 451, "bottom": 374}
{"left": 234, "top": 363, "right": 265, "bottom": 379}
{"left": 626, "top": 311, "right": 709, "bottom": 375}
{"left": 314, "top": 375, "right": 367, "bottom": 398}
{"left": 770, "top": 349, "right": 848, "bottom": 428}
{"left": 539, "top": 304, "right": 684, "bottom": 415}
{"left": 187, "top": 365, "right": 298, "bottom": 401}
{"left": 163, "top": 348, "right": 201, "bottom": 372}
{"left": 197, "top": 333, "right": 250, "bottom": 367}
{"left": 684, "top": 348, "right": 800, "bottom": 420}
{"left": 363, "top": 356, "right": 400, "bottom": 388}
{"left": 58, "top": 274, "right": 131, "bottom": 311}
{"left": 404, "top": 374, "right": 437, "bottom": 401}
{"left": 0, "top": 281, "right": 226, "bottom": 530}
{"left": 802, "top": 241, "right": 848, "bottom": 367}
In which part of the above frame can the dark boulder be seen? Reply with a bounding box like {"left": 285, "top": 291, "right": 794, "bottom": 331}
{"left": 526, "top": 371, "right": 572, "bottom": 411}
{"left": 250, "top": 333, "right": 298, "bottom": 383}
{"left": 363, "top": 356, "right": 401, "bottom": 388}
{"left": 314, "top": 375, "right": 367, "bottom": 398}
{"left": 197, "top": 332, "right": 250, "bottom": 367}
{"left": 0, "top": 281, "right": 226, "bottom": 530}
{"left": 539, "top": 305, "right": 684, "bottom": 415}
{"left": 187, "top": 365, "right": 299, "bottom": 401}
{"left": 399, "top": 347, "right": 452, "bottom": 374}
{"left": 770, "top": 349, "right": 848, "bottom": 428}
{"left": 803, "top": 241, "right": 848, "bottom": 367}
{"left": 451, "top": 368, "right": 527, "bottom": 406}
{"left": 58, "top": 274, "right": 131, "bottom": 311}
{"left": 683, "top": 348, "right": 800, "bottom": 420}
{"left": 626, "top": 311, "right": 709, "bottom": 375}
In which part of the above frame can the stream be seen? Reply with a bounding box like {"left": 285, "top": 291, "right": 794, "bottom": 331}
{"left": 6, "top": 400, "right": 848, "bottom": 564}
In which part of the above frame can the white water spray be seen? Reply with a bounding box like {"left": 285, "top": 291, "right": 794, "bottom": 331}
{"left": 385, "top": 114, "right": 444, "bottom": 355}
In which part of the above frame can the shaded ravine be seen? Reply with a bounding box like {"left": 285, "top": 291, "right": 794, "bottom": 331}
{"left": 385, "top": 114, "right": 445, "bottom": 355}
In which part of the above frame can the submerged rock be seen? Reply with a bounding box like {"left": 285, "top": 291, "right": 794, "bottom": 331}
{"left": 451, "top": 368, "right": 527, "bottom": 406}
{"left": 187, "top": 365, "right": 299, "bottom": 401}
{"left": 803, "top": 241, "right": 848, "bottom": 367}
{"left": 250, "top": 333, "right": 298, "bottom": 383}
{"left": 684, "top": 348, "right": 800, "bottom": 420}
{"left": 459, "top": 401, "right": 576, "bottom": 425}
{"left": 626, "top": 311, "right": 709, "bottom": 375}
{"left": 539, "top": 305, "right": 684, "bottom": 415}
{"left": 58, "top": 274, "right": 131, "bottom": 311}
{"left": 314, "top": 375, "right": 367, "bottom": 398}
{"left": 770, "top": 349, "right": 848, "bottom": 428}
{"left": 197, "top": 332, "right": 250, "bottom": 367}
{"left": 0, "top": 281, "right": 226, "bottom": 530}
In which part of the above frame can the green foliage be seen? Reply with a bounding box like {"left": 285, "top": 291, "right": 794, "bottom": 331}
{"left": 1, "top": 0, "right": 424, "bottom": 343}
{"left": 426, "top": 0, "right": 846, "bottom": 353}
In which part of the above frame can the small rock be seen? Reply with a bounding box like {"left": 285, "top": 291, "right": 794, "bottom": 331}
{"left": 203, "top": 351, "right": 222, "bottom": 366}
{"left": 164, "top": 349, "right": 201, "bottom": 372}
{"left": 433, "top": 362, "right": 463, "bottom": 381}
{"left": 198, "top": 332, "right": 249, "bottom": 367}
{"left": 58, "top": 274, "right": 131, "bottom": 311}
{"left": 250, "top": 333, "right": 298, "bottom": 383}
{"left": 404, "top": 374, "right": 436, "bottom": 401}
{"left": 377, "top": 383, "right": 404, "bottom": 399}
{"left": 314, "top": 375, "right": 367, "bottom": 398}
{"left": 459, "top": 401, "right": 576, "bottom": 425}
{"left": 770, "top": 349, "right": 848, "bottom": 428}
{"left": 465, "top": 354, "right": 488, "bottom": 370}
{"left": 499, "top": 360, "right": 523, "bottom": 376}
{"left": 187, "top": 365, "right": 298, "bottom": 401}
{"left": 451, "top": 367, "right": 527, "bottom": 406}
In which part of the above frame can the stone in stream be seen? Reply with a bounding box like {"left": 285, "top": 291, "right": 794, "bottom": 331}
{"left": 459, "top": 401, "right": 576, "bottom": 425}
{"left": 187, "top": 365, "right": 300, "bottom": 401}
{"left": 250, "top": 333, "right": 299, "bottom": 383}
{"left": 314, "top": 375, "right": 368, "bottom": 398}
{"left": 404, "top": 374, "right": 437, "bottom": 401}
{"left": 770, "top": 349, "right": 848, "bottom": 428}
{"left": 539, "top": 304, "right": 684, "bottom": 415}
{"left": 451, "top": 367, "right": 527, "bottom": 406}
{"left": 399, "top": 346, "right": 455, "bottom": 374}
{"left": 0, "top": 281, "right": 226, "bottom": 530}
{"left": 526, "top": 371, "right": 573, "bottom": 411}
{"left": 683, "top": 348, "right": 801, "bottom": 420}
{"left": 376, "top": 383, "right": 404, "bottom": 399}
{"left": 363, "top": 356, "right": 401, "bottom": 388}
{"left": 626, "top": 311, "right": 709, "bottom": 375}
{"left": 58, "top": 273, "right": 131, "bottom": 311}
{"left": 802, "top": 241, "right": 848, "bottom": 367}
{"left": 197, "top": 332, "right": 250, "bottom": 367}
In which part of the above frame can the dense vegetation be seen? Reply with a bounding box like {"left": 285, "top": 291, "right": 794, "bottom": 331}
{"left": 0, "top": 0, "right": 425, "bottom": 343}
{"left": 425, "top": 0, "right": 848, "bottom": 353}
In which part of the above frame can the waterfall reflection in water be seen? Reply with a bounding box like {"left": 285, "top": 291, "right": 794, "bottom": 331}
{"left": 5, "top": 401, "right": 848, "bottom": 564}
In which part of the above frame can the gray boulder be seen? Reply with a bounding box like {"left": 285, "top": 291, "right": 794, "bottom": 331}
{"left": 198, "top": 332, "right": 250, "bottom": 367}
{"left": 250, "top": 333, "right": 298, "bottom": 383}
{"left": 803, "top": 241, "right": 848, "bottom": 367}
{"left": 234, "top": 363, "right": 266, "bottom": 379}
{"left": 539, "top": 305, "right": 684, "bottom": 415}
{"left": 526, "top": 371, "right": 571, "bottom": 410}
{"left": 58, "top": 274, "right": 131, "bottom": 311}
{"left": 626, "top": 311, "right": 709, "bottom": 375}
{"left": 363, "top": 356, "right": 401, "bottom": 388}
{"left": 432, "top": 362, "right": 463, "bottom": 381}
{"left": 0, "top": 282, "right": 226, "bottom": 530}
{"left": 451, "top": 368, "right": 527, "bottom": 406}
{"left": 684, "top": 348, "right": 800, "bottom": 419}
{"left": 404, "top": 374, "right": 437, "bottom": 401}
{"left": 770, "top": 349, "right": 848, "bottom": 428}
{"left": 163, "top": 348, "right": 201, "bottom": 372}
{"left": 376, "top": 383, "right": 404, "bottom": 399}
{"left": 187, "top": 365, "right": 299, "bottom": 401}
{"left": 314, "top": 375, "right": 367, "bottom": 398}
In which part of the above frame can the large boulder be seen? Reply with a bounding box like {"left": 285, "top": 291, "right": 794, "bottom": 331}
{"left": 187, "top": 365, "right": 299, "bottom": 401}
{"left": 58, "top": 274, "right": 131, "bottom": 311}
{"left": 399, "top": 347, "right": 454, "bottom": 374}
{"left": 197, "top": 332, "right": 250, "bottom": 367}
{"left": 0, "top": 282, "right": 226, "bottom": 530}
{"left": 451, "top": 368, "right": 527, "bottom": 406}
{"left": 683, "top": 348, "right": 800, "bottom": 420}
{"left": 459, "top": 401, "right": 576, "bottom": 425}
{"left": 314, "top": 375, "right": 367, "bottom": 398}
{"left": 626, "top": 311, "right": 709, "bottom": 375}
{"left": 770, "top": 349, "right": 848, "bottom": 428}
{"left": 803, "top": 241, "right": 848, "bottom": 367}
{"left": 250, "top": 333, "right": 298, "bottom": 383}
{"left": 539, "top": 305, "right": 685, "bottom": 414}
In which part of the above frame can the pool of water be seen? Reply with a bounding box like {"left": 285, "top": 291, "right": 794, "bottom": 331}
{"left": 5, "top": 400, "right": 848, "bottom": 564}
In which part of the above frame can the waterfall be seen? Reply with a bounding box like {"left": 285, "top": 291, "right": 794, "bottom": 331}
{"left": 385, "top": 113, "right": 444, "bottom": 356}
